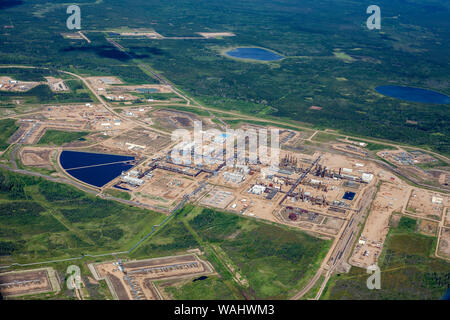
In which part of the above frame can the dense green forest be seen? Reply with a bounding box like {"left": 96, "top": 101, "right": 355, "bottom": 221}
{"left": 0, "top": 0, "right": 449, "bottom": 153}
{"left": 0, "top": 118, "right": 19, "bottom": 150}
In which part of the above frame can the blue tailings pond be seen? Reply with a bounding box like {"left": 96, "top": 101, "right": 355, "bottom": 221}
{"left": 60, "top": 151, "right": 135, "bottom": 188}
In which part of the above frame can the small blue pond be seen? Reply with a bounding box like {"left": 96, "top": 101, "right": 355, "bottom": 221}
{"left": 343, "top": 191, "right": 356, "bottom": 201}
{"left": 60, "top": 151, "right": 135, "bottom": 188}
{"left": 193, "top": 276, "right": 208, "bottom": 282}
{"left": 442, "top": 288, "right": 450, "bottom": 300}
{"left": 225, "top": 47, "right": 284, "bottom": 61}
{"left": 375, "top": 85, "right": 450, "bottom": 104}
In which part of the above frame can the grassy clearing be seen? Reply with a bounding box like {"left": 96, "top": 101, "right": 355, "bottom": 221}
{"left": 188, "top": 208, "right": 331, "bottom": 299}
{"left": 223, "top": 119, "right": 305, "bottom": 132}
{"left": 162, "top": 275, "right": 236, "bottom": 300}
{"left": 0, "top": 119, "right": 19, "bottom": 151}
{"left": 151, "top": 105, "right": 211, "bottom": 117}
{"left": 0, "top": 169, "right": 164, "bottom": 265}
{"left": 38, "top": 130, "right": 89, "bottom": 146}
{"left": 312, "top": 132, "right": 342, "bottom": 143}
{"left": 104, "top": 188, "right": 131, "bottom": 200}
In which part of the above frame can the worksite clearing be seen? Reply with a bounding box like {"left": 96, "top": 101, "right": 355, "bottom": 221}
{"left": 89, "top": 254, "right": 214, "bottom": 300}
{"left": 86, "top": 76, "right": 172, "bottom": 102}
{"left": 0, "top": 268, "right": 60, "bottom": 299}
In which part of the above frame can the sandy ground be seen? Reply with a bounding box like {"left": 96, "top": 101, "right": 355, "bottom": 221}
{"left": 406, "top": 189, "right": 448, "bottom": 221}
{"left": 351, "top": 180, "right": 411, "bottom": 268}
{"left": 19, "top": 147, "right": 54, "bottom": 168}
{"left": 16, "top": 104, "right": 138, "bottom": 144}
{"left": 445, "top": 208, "right": 450, "bottom": 227}
{"left": 332, "top": 143, "right": 368, "bottom": 157}
{"left": 437, "top": 227, "right": 450, "bottom": 259}
{"left": 418, "top": 219, "right": 439, "bottom": 236}
{"left": 101, "top": 129, "right": 171, "bottom": 155}
{"left": 197, "top": 32, "right": 235, "bottom": 38}
{"left": 86, "top": 76, "right": 172, "bottom": 101}
{"left": 45, "top": 77, "right": 69, "bottom": 92}
{"left": 133, "top": 168, "right": 200, "bottom": 210}
{"left": 90, "top": 254, "right": 213, "bottom": 300}
{"left": 0, "top": 268, "right": 59, "bottom": 298}
{"left": 0, "top": 76, "right": 41, "bottom": 92}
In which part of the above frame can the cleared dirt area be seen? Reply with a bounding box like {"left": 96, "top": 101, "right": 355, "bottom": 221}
{"left": 16, "top": 104, "right": 138, "bottom": 144}
{"left": 332, "top": 143, "right": 368, "bottom": 157}
{"left": 197, "top": 32, "right": 235, "bottom": 38}
{"left": 89, "top": 254, "right": 214, "bottom": 300}
{"left": 110, "top": 29, "right": 163, "bottom": 39}
{"left": 19, "top": 147, "right": 54, "bottom": 168}
{"left": 101, "top": 129, "right": 171, "bottom": 155}
{"left": 0, "top": 76, "right": 40, "bottom": 92}
{"left": 406, "top": 189, "right": 448, "bottom": 221}
{"left": 151, "top": 109, "right": 200, "bottom": 130}
{"left": 0, "top": 268, "right": 59, "bottom": 298}
{"left": 45, "top": 77, "right": 69, "bottom": 92}
{"left": 86, "top": 76, "right": 171, "bottom": 101}
{"left": 351, "top": 180, "right": 410, "bottom": 268}
{"left": 278, "top": 207, "right": 344, "bottom": 236}
{"left": 133, "top": 169, "right": 200, "bottom": 210}
{"left": 437, "top": 227, "right": 450, "bottom": 259}
{"left": 418, "top": 219, "right": 439, "bottom": 236}
{"left": 445, "top": 208, "right": 450, "bottom": 227}
{"left": 61, "top": 32, "right": 83, "bottom": 40}
{"left": 201, "top": 187, "right": 235, "bottom": 209}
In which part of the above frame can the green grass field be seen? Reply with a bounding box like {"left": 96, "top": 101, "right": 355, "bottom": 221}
{"left": 162, "top": 275, "right": 236, "bottom": 300}
{"left": 322, "top": 216, "right": 450, "bottom": 300}
{"left": 38, "top": 130, "right": 89, "bottom": 146}
{"left": 0, "top": 119, "right": 19, "bottom": 151}
{"left": 0, "top": 169, "right": 164, "bottom": 265}
{"left": 132, "top": 205, "right": 330, "bottom": 299}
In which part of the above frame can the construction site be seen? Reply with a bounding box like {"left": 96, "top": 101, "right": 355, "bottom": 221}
{"left": 0, "top": 268, "right": 60, "bottom": 299}
{"left": 88, "top": 254, "right": 214, "bottom": 300}
{"left": 0, "top": 76, "right": 40, "bottom": 92}
{"left": 406, "top": 189, "right": 448, "bottom": 221}
{"left": 86, "top": 76, "right": 172, "bottom": 102}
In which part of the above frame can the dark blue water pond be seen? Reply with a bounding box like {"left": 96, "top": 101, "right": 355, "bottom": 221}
{"left": 442, "top": 288, "right": 450, "bottom": 300}
{"left": 343, "top": 191, "right": 356, "bottom": 201}
{"left": 66, "top": 162, "right": 134, "bottom": 188}
{"left": 225, "top": 47, "right": 283, "bottom": 61}
{"left": 60, "top": 150, "right": 135, "bottom": 170}
{"left": 375, "top": 85, "right": 450, "bottom": 104}
{"left": 193, "top": 276, "right": 208, "bottom": 282}
{"left": 60, "top": 151, "right": 135, "bottom": 187}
